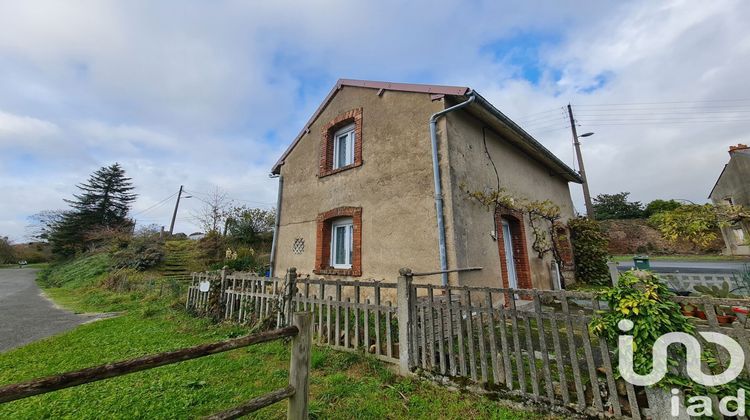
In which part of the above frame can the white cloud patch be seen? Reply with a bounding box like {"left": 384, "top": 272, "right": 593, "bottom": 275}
{"left": 0, "top": 0, "right": 748, "bottom": 240}
{"left": 0, "top": 111, "right": 59, "bottom": 141}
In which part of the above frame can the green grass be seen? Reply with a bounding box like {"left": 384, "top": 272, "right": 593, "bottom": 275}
{"left": 0, "top": 253, "right": 555, "bottom": 419}
{"left": 611, "top": 254, "right": 750, "bottom": 262}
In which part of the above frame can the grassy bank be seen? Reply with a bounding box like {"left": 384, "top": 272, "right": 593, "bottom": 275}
{"left": 0, "top": 254, "right": 554, "bottom": 419}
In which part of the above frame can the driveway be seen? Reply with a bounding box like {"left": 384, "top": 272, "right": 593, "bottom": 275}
{"left": 0, "top": 268, "right": 99, "bottom": 353}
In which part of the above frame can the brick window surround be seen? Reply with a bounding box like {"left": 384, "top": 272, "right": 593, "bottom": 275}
{"left": 314, "top": 207, "right": 362, "bottom": 276}
{"left": 319, "top": 108, "right": 363, "bottom": 177}
{"left": 495, "top": 208, "right": 532, "bottom": 294}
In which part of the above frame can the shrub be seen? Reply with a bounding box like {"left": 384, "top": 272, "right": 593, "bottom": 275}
{"left": 648, "top": 204, "right": 720, "bottom": 250}
{"left": 111, "top": 233, "right": 164, "bottom": 271}
{"left": 568, "top": 217, "right": 610, "bottom": 285}
{"left": 197, "top": 231, "right": 225, "bottom": 267}
{"left": 590, "top": 270, "right": 692, "bottom": 382}
{"left": 210, "top": 246, "right": 263, "bottom": 272}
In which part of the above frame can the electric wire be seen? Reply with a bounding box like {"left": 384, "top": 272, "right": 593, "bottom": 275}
{"left": 131, "top": 191, "right": 178, "bottom": 216}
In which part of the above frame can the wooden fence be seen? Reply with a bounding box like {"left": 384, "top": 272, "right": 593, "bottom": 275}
{"left": 187, "top": 268, "right": 400, "bottom": 364}
{"left": 0, "top": 312, "right": 313, "bottom": 420}
{"left": 186, "top": 267, "right": 750, "bottom": 419}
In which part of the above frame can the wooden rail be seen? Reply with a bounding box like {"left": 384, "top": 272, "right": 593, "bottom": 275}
{"left": 0, "top": 313, "right": 313, "bottom": 420}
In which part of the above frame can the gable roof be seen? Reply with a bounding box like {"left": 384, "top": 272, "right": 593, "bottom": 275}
{"left": 708, "top": 149, "right": 750, "bottom": 199}
{"left": 271, "top": 79, "right": 582, "bottom": 183}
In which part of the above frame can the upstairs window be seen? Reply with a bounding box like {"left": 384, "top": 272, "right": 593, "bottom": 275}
{"left": 319, "top": 108, "right": 363, "bottom": 177}
{"left": 330, "top": 217, "right": 353, "bottom": 268}
{"left": 333, "top": 124, "right": 355, "bottom": 169}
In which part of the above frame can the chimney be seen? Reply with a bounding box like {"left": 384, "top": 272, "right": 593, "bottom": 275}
{"left": 729, "top": 144, "right": 749, "bottom": 153}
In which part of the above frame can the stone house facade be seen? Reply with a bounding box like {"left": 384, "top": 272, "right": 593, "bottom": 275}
{"left": 709, "top": 144, "right": 750, "bottom": 255}
{"left": 270, "top": 79, "right": 581, "bottom": 291}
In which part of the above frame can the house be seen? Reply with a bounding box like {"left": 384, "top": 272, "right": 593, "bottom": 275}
{"left": 708, "top": 144, "right": 750, "bottom": 255}
{"left": 188, "top": 232, "right": 206, "bottom": 241}
{"left": 269, "top": 79, "right": 581, "bottom": 291}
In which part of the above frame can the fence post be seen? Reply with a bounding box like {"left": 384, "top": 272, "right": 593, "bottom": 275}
{"left": 397, "top": 267, "right": 414, "bottom": 375}
{"left": 288, "top": 312, "right": 311, "bottom": 420}
{"left": 607, "top": 261, "right": 620, "bottom": 286}
{"left": 279, "top": 268, "right": 298, "bottom": 327}
{"left": 219, "top": 266, "right": 229, "bottom": 310}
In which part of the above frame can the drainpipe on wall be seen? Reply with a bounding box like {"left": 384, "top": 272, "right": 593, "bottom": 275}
{"left": 269, "top": 174, "right": 283, "bottom": 278}
{"left": 429, "top": 93, "right": 476, "bottom": 287}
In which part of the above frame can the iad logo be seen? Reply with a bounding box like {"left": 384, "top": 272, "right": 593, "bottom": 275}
{"left": 617, "top": 319, "right": 746, "bottom": 417}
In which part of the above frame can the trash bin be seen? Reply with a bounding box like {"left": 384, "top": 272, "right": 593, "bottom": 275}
{"left": 633, "top": 255, "right": 650, "bottom": 270}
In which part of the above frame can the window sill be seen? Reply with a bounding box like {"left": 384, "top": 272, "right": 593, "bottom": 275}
{"left": 318, "top": 161, "right": 362, "bottom": 178}
{"left": 313, "top": 267, "right": 362, "bottom": 277}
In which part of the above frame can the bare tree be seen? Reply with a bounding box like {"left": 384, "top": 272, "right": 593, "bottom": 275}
{"left": 192, "top": 187, "right": 233, "bottom": 234}
{"left": 0, "top": 236, "right": 14, "bottom": 264}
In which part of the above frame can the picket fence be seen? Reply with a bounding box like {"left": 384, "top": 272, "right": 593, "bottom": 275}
{"left": 186, "top": 267, "right": 750, "bottom": 419}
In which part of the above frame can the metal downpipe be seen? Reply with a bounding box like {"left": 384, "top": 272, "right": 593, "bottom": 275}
{"left": 269, "top": 175, "right": 283, "bottom": 277}
{"left": 429, "top": 93, "right": 476, "bottom": 286}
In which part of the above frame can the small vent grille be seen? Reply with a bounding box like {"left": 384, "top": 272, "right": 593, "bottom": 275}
{"left": 292, "top": 237, "right": 305, "bottom": 254}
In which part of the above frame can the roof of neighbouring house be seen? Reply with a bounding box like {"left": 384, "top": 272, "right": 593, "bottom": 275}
{"left": 708, "top": 147, "right": 750, "bottom": 199}
{"left": 271, "top": 78, "right": 582, "bottom": 183}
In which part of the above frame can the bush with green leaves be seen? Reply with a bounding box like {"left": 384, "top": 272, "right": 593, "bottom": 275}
{"left": 568, "top": 217, "right": 610, "bottom": 285}
{"left": 648, "top": 204, "right": 720, "bottom": 250}
{"left": 110, "top": 233, "right": 164, "bottom": 271}
{"left": 644, "top": 199, "right": 681, "bottom": 217}
{"left": 590, "top": 271, "right": 750, "bottom": 402}
{"left": 593, "top": 192, "right": 645, "bottom": 220}
{"left": 590, "top": 271, "right": 693, "bottom": 381}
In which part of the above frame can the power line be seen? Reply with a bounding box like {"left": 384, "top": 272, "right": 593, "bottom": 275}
{"left": 574, "top": 98, "right": 750, "bottom": 107}
{"left": 183, "top": 188, "right": 275, "bottom": 206}
{"left": 516, "top": 107, "right": 564, "bottom": 120}
{"left": 131, "top": 191, "right": 178, "bottom": 216}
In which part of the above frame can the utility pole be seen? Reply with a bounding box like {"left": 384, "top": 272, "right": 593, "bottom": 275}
{"left": 567, "top": 104, "right": 595, "bottom": 218}
{"left": 169, "top": 185, "right": 184, "bottom": 235}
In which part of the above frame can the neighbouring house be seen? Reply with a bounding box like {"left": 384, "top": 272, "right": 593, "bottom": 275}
{"left": 269, "top": 79, "right": 581, "bottom": 292}
{"left": 709, "top": 144, "right": 750, "bottom": 255}
{"left": 188, "top": 232, "right": 206, "bottom": 241}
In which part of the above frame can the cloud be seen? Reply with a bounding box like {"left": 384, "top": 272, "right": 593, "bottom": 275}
{"left": 0, "top": 111, "right": 59, "bottom": 142}
{"left": 0, "top": 0, "right": 748, "bottom": 240}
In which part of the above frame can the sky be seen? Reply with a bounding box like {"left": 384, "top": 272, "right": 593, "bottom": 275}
{"left": 1, "top": 0, "right": 749, "bottom": 242}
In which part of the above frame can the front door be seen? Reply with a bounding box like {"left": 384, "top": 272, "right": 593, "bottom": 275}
{"left": 501, "top": 219, "right": 518, "bottom": 290}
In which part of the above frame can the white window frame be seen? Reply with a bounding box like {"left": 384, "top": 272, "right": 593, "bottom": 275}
{"left": 332, "top": 123, "right": 355, "bottom": 169}
{"left": 330, "top": 217, "right": 353, "bottom": 269}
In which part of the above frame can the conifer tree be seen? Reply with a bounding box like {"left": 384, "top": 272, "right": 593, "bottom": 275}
{"left": 48, "top": 163, "right": 137, "bottom": 256}
{"left": 64, "top": 163, "right": 136, "bottom": 228}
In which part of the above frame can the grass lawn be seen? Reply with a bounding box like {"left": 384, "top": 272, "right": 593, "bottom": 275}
{"left": 610, "top": 254, "right": 750, "bottom": 263}
{"left": 0, "top": 256, "right": 556, "bottom": 419}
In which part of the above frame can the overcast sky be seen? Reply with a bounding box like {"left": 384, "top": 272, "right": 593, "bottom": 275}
{"left": 1, "top": 0, "right": 749, "bottom": 242}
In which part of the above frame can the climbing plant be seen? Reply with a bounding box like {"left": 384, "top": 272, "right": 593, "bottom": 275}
{"left": 462, "top": 185, "right": 567, "bottom": 282}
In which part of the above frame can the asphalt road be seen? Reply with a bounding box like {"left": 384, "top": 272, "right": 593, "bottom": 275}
{"left": 0, "top": 268, "right": 97, "bottom": 353}
{"left": 617, "top": 260, "right": 748, "bottom": 274}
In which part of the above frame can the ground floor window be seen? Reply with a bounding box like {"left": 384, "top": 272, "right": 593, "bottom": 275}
{"left": 314, "top": 207, "right": 362, "bottom": 276}
{"left": 331, "top": 217, "right": 353, "bottom": 268}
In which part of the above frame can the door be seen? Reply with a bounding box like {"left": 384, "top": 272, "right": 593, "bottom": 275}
{"left": 501, "top": 219, "right": 518, "bottom": 290}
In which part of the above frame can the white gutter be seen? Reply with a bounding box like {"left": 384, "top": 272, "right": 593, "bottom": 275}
{"left": 429, "top": 93, "right": 476, "bottom": 286}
